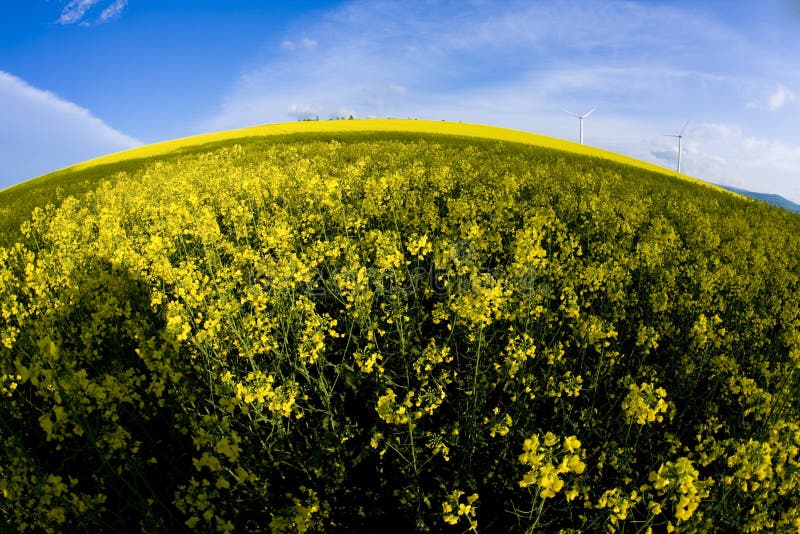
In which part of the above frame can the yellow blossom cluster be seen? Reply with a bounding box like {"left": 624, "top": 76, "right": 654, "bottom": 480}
{"left": 643, "top": 457, "right": 711, "bottom": 524}
{"left": 0, "top": 372, "right": 21, "bottom": 397}
{"left": 0, "top": 132, "right": 799, "bottom": 531}
{"left": 594, "top": 487, "right": 641, "bottom": 526}
{"left": 375, "top": 388, "right": 410, "bottom": 426}
{"left": 519, "top": 432, "right": 586, "bottom": 499}
{"left": 226, "top": 370, "right": 298, "bottom": 418}
{"left": 441, "top": 489, "right": 479, "bottom": 531}
{"left": 621, "top": 381, "right": 671, "bottom": 425}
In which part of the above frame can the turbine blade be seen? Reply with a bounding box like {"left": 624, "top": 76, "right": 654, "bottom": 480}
{"left": 680, "top": 120, "right": 690, "bottom": 136}
{"left": 583, "top": 108, "right": 596, "bottom": 118}
{"left": 561, "top": 108, "right": 580, "bottom": 118}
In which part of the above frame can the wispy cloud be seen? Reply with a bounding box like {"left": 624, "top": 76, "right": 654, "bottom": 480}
{"left": 57, "top": 0, "right": 128, "bottom": 26}
{"left": 281, "top": 37, "right": 318, "bottom": 51}
{"left": 207, "top": 1, "right": 749, "bottom": 125}
{"left": 97, "top": 0, "right": 128, "bottom": 24}
{"left": 58, "top": 0, "right": 101, "bottom": 24}
{"left": 768, "top": 84, "right": 796, "bottom": 111}
{"left": 287, "top": 103, "right": 320, "bottom": 120}
{"left": 747, "top": 83, "right": 798, "bottom": 111}
{"left": 0, "top": 71, "right": 141, "bottom": 188}
{"left": 644, "top": 121, "right": 800, "bottom": 201}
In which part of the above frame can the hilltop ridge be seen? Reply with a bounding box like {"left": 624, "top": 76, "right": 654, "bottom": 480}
{"left": 0, "top": 119, "right": 745, "bottom": 244}
{"left": 3, "top": 119, "right": 717, "bottom": 193}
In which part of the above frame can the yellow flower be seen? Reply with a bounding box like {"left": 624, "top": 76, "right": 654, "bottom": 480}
{"left": 622, "top": 381, "right": 670, "bottom": 425}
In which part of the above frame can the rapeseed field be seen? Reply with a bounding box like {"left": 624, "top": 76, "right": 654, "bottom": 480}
{"left": 1, "top": 123, "right": 799, "bottom": 532}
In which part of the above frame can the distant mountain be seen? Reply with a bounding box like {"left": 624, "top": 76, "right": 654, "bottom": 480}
{"left": 717, "top": 184, "right": 800, "bottom": 214}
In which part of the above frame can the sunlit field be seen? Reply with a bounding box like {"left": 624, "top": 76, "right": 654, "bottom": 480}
{"left": 0, "top": 120, "right": 726, "bottom": 246}
{"left": 1, "top": 123, "right": 799, "bottom": 532}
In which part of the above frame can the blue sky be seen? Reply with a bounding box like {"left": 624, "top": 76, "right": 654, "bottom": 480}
{"left": 2, "top": 1, "right": 800, "bottom": 202}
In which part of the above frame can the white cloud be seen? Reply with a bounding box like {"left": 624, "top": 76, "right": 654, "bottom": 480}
{"left": 281, "top": 37, "right": 318, "bottom": 51}
{"left": 644, "top": 122, "right": 800, "bottom": 202}
{"left": 768, "top": 84, "right": 796, "bottom": 111}
{"left": 97, "top": 0, "right": 128, "bottom": 23}
{"left": 0, "top": 71, "right": 141, "bottom": 189}
{"left": 58, "top": 0, "right": 101, "bottom": 24}
{"left": 330, "top": 107, "right": 358, "bottom": 119}
{"left": 57, "top": 0, "right": 128, "bottom": 26}
{"left": 287, "top": 103, "right": 320, "bottom": 120}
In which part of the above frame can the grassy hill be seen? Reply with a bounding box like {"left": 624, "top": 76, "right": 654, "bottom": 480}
{"left": 2, "top": 120, "right": 800, "bottom": 532}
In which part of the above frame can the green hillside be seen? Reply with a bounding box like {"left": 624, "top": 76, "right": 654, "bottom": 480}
{"left": 2, "top": 122, "right": 800, "bottom": 532}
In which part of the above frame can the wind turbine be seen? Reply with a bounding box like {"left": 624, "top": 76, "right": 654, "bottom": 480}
{"left": 665, "top": 121, "right": 689, "bottom": 173}
{"left": 562, "top": 107, "right": 595, "bottom": 144}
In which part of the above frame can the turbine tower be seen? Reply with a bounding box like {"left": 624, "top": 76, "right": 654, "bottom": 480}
{"left": 665, "top": 121, "right": 689, "bottom": 173}
{"left": 562, "top": 107, "right": 595, "bottom": 144}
